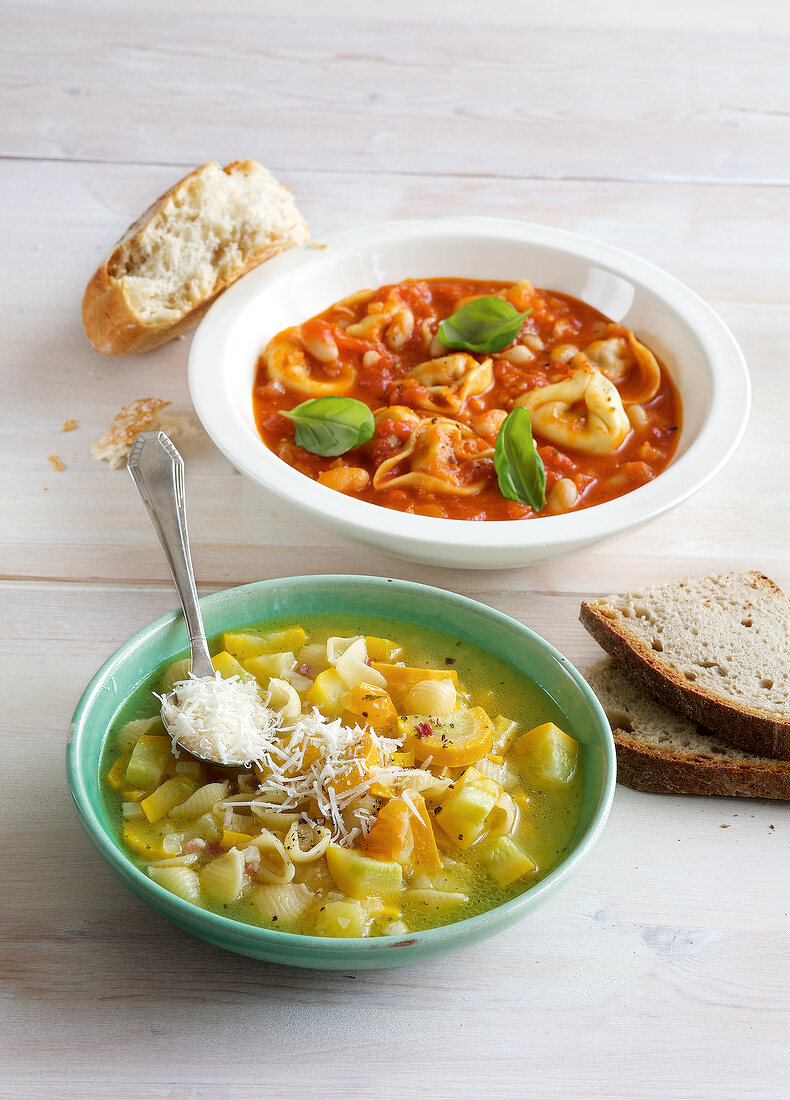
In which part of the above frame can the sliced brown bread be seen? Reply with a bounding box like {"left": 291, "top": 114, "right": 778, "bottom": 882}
{"left": 580, "top": 572, "right": 790, "bottom": 760}
{"left": 586, "top": 658, "right": 790, "bottom": 799}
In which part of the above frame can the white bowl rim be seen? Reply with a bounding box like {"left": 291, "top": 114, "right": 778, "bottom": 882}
{"left": 189, "top": 216, "right": 751, "bottom": 554}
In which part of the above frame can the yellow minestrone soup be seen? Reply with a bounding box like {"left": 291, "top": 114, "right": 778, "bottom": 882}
{"left": 102, "top": 617, "right": 584, "bottom": 938}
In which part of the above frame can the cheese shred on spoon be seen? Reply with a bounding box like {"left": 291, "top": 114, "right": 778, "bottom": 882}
{"left": 159, "top": 674, "right": 282, "bottom": 766}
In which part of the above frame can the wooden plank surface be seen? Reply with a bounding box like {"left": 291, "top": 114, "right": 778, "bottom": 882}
{"left": 2, "top": 1, "right": 789, "bottom": 1096}
{"left": 3, "top": 3, "right": 790, "bottom": 184}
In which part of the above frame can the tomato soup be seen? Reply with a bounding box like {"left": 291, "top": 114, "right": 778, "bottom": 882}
{"left": 253, "top": 278, "right": 681, "bottom": 520}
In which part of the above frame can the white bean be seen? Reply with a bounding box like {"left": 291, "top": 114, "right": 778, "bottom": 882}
{"left": 550, "top": 344, "right": 579, "bottom": 363}
{"left": 302, "top": 334, "right": 339, "bottom": 363}
{"left": 499, "top": 344, "right": 533, "bottom": 365}
{"left": 362, "top": 349, "right": 380, "bottom": 369}
{"left": 627, "top": 404, "right": 649, "bottom": 428}
{"left": 384, "top": 308, "right": 415, "bottom": 350}
{"left": 429, "top": 333, "right": 446, "bottom": 358}
{"left": 546, "top": 478, "right": 579, "bottom": 514}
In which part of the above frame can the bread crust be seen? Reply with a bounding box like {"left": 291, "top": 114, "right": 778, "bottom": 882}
{"left": 613, "top": 735, "right": 790, "bottom": 799}
{"left": 82, "top": 160, "right": 309, "bottom": 356}
{"left": 580, "top": 572, "right": 790, "bottom": 760}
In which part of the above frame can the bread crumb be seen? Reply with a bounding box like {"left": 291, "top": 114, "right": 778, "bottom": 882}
{"left": 48, "top": 455, "right": 65, "bottom": 472}
{"left": 308, "top": 241, "right": 328, "bottom": 250}
{"left": 92, "top": 398, "right": 198, "bottom": 469}
{"left": 62, "top": 418, "right": 78, "bottom": 432}
{"left": 720, "top": 824, "right": 729, "bottom": 828}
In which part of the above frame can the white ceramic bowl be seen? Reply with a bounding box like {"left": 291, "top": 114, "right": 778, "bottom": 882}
{"left": 189, "top": 217, "right": 750, "bottom": 568}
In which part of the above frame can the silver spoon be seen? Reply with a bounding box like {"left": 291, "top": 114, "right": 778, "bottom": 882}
{"left": 127, "top": 431, "right": 242, "bottom": 766}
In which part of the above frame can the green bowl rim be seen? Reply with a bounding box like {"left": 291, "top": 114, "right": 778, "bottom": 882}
{"left": 67, "top": 574, "right": 616, "bottom": 954}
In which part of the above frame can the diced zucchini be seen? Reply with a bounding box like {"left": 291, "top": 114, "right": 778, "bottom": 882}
{"left": 159, "top": 657, "right": 191, "bottom": 695}
{"left": 492, "top": 715, "right": 519, "bottom": 754}
{"left": 434, "top": 766, "right": 502, "bottom": 849}
{"left": 124, "top": 734, "right": 173, "bottom": 790}
{"left": 481, "top": 836, "right": 537, "bottom": 886}
{"left": 404, "top": 889, "right": 468, "bottom": 914}
{"left": 243, "top": 651, "right": 296, "bottom": 684}
{"left": 122, "top": 818, "right": 176, "bottom": 861}
{"left": 221, "top": 632, "right": 275, "bottom": 663}
{"left": 222, "top": 627, "right": 307, "bottom": 662}
{"left": 513, "top": 722, "right": 579, "bottom": 784}
{"left": 312, "top": 899, "right": 370, "bottom": 938}
{"left": 114, "top": 715, "right": 166, "bottom": 754}
{"left": 212, "top": 651, "right": 255, "bottom": 682}
{"left": 141, "top": 776, "right": 198, "bottom": 823}
{"left": 305, "top": 667, "right": 347, "bottom": 717}
{"left": 106, "top": 752, "right": 130, "bottom": 791}
{"left": 326, "top": 844, "right": 403, "bottom": 898}
{"left": 263, "top": 627, "right": 307, "bottom": 652}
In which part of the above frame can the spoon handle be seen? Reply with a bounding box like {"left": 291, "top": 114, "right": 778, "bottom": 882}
{"left": 127, "top": 432, "right": 215, "bottom": 679}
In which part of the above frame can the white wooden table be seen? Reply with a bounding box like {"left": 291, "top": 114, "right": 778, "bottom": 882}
{"left": 3, "top": 2, "right": 788, "bottom": 1096}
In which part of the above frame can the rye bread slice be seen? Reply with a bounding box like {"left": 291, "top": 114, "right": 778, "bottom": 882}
{"left": 586, "top": 659, "right": 790, "bottom": 799}
{"left": 580, "top": 572, "right": 790, "bottom": 760}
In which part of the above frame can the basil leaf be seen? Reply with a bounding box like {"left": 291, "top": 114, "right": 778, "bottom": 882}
{"left": 494, "top": 407, "right": 546, "bottom": 512}
{"left": 282, "top": 397, "right": 375, "bottom": 457}
{"left": 438, "top": 296, "right": 532, "bottom": 354}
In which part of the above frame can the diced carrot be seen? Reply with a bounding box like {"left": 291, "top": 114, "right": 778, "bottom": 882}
{"left": 364, "top": 798, "right": 413, "bottom": 863}
{"left": 345, "top": 682, "right": 398, "bottom": 729}
{"left": 409, "top": 793, "right": 442, "bottom": 871}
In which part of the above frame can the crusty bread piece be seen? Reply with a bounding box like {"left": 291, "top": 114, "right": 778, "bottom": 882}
{"left": 82, "top": 160, "right": 309, "bottom": 355}
{"left": 580, "top": 572, "right": 790, "bottom": 760}
{"left": 92, "top": 398, "right": 197, "bottom": 468}
{"left": 586, "top": 659, "right": 790, "bottom": 799}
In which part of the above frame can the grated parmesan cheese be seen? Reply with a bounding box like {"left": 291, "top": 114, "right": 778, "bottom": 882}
{"left": 159, "top": 673, "right": 281, "bottom": 766}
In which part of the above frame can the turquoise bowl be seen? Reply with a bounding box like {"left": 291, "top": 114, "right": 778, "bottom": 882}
{"left": 67, "top": 576, "right": 616, "bottom": 969}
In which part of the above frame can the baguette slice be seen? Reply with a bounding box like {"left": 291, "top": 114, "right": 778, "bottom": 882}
{"left": 82, "top": 160, "right": 309, "bottom": 355}
{"left": 586, "top": 658, "right": 790, "bottom": 799}
{"left": 580, "top": 572, "right": 790, "bottom": 760}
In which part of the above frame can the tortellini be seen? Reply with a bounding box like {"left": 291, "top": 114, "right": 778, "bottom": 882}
{"left": 345, "top": 294, "right": 415, "bottom": 350}
{"left": 516, "top": 365, "right": 630, "bottom": 455}
{"left": 372, "top": 412, "right": 494, "bottom": 495}
{"left": 388, "top": 354, "right": 494, "bottom": 414}
{"left": 581, "top": 328, "right": 661, "bottom": 405}
{"left": 265, "top": 330, "right": 356, "bottom": 396}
